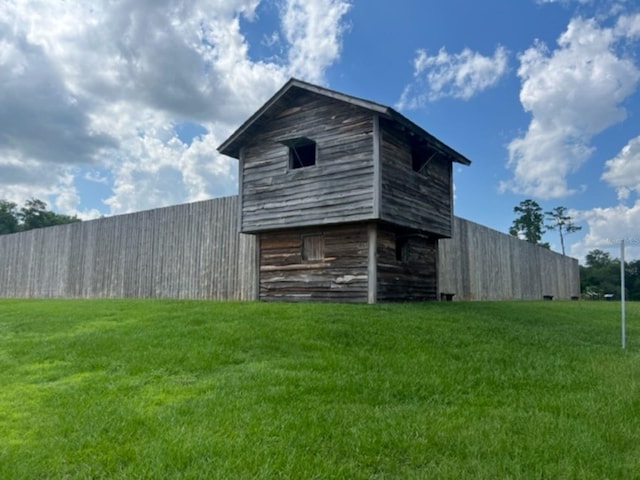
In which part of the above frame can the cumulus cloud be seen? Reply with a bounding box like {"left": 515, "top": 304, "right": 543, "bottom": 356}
{"left": 571, "top": 200, "right": 640, "bottom": 261}
{"left": 502, "top": 16, "right": 640, "bottom": 199}
{"left": 615, "top": 11, "right": 640, "bottom": 38}
{"left": 601, "top": 136, "right": 640, "bottom": 200}
{"left": 571, "top": 130, "right": 640, "bottom": 262}
{"left": 0, "top": 0, "right": 352, "bottom": 216}
{"left": 281, "top": 0, "right": 352, "bottom": 83}
{"left": 396, "top": 45, "right": 509, "bottom": 109}
{"left": 0, "top": 22, "right": 117, "bottom": 166}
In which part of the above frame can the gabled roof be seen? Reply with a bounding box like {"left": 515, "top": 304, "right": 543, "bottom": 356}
{"left": 218, "top": 78, "right": 472, "bottom": 166}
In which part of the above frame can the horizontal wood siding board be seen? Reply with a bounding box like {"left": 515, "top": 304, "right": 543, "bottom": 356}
{"left": 244, "top": 201, "right": 374, "bottom": 220}
{"left": 241, "top": 212, "right": 375, "bottom": 234}
{"left": 243, "top": 182, "right": 372, "bottom": 208}
{"left": 244, "top": 162, "right": 373, "bottom": 189}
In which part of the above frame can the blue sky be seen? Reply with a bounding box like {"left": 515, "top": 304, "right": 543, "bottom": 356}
{"left": 1, "top": 0, "right": 639, "bottom": 260}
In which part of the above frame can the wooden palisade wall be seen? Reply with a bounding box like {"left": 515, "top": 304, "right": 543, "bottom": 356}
{"left": 0, "top": 196, "right": 257, "bottom": 300}
{"left": 438, "top": 216, "right": 580, "bottom": 300}
{"left": 0, "top": 198, "right": 579, "bottom": 301}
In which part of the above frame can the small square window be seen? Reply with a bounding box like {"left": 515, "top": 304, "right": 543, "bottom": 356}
{"left": 302, "top": 234, "right": 324, "bottom": 261}
{"left": 283, "top": 138, "right": 316, "bottom": 169}
{"left": 412, "top": 148, "right": 436, "bottom": 176}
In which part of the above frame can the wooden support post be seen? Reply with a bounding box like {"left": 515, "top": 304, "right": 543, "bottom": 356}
{"left": 368, "top": 223, "right": 377, "bottom": 304}
{"left": 255, "top": 233, "right": 262, "bottom": 301}
{"left": 372, "top": 115, "right": 381, "bottom": 219}
{"left": 237, "top": 147, "right": 245, "bottom": 234}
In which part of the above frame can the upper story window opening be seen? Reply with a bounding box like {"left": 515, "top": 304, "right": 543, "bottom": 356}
{"left": 411, "top": 148, "right": 437, "bottom": 176}
{"left": 283, "top": 137, "right": 317, "bottom": 169}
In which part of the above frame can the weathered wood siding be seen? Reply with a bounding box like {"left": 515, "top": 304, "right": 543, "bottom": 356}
{"left": 241, "top": 90, "right": 375, "bottom": 233}
{"left": 379, "top": 118, "right": 453, "bottom": 237}
{"left": 377, "top": 227, "right": 438, "bottom": 301}
{"left": 259, "top": 224, "right": 369, "bottom": 302}
{"left": 439, "top": 217, "right": 580, "bottom": 300}
{"left": 0, "top": 196, "right": 257, "bottom": 300}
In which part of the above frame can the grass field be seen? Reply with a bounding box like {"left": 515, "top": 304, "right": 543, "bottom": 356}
{"left": 1, "top": 299, "right": 639, "bottom": 479}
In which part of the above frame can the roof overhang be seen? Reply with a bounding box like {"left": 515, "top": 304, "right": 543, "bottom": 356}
{"left": 217, "top": 77, "right": 472, "bottom": 166}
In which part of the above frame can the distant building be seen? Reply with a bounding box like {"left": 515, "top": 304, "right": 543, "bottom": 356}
{"left": 219, "top": 78, "right": 470, "bottom": 303}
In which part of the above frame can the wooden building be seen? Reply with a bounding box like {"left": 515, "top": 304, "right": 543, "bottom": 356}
{"left": 218, "top": 78, "right": 471, "bottom": 303}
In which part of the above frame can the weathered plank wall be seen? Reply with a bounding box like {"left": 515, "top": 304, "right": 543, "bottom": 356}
{"left": 240, "top": 89, "right": 375, "bottom": 233}
{"left": 438, "top": 217, "right": 580, "bottom": 300}
{"left": 259, "top": 224, "right": 369, "bottom": 302}
{"left": 379, "top": 118, "right": 453, "bottom": 237}
{"left": 0, "top": 196, "right": 257, "bottom": 300}
{"left": 377, "top": 228, "right": 438, "bottom": 301}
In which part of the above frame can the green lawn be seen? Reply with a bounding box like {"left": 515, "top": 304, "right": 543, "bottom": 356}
{"left": 0, "top": 299, "right": 639, "bottom": 479}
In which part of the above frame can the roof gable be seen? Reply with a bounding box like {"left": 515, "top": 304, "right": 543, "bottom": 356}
{"left": 218, "top": 78, "right": 471, "bottom": 166}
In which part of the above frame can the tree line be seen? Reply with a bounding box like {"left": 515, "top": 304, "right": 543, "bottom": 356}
{"left": 580, "top": 249, "right": 640, "bottom": 300}
{"left": 0, "top": 199, "right": 80, "bottom": 235}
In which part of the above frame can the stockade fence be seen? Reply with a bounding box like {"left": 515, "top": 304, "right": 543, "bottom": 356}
{"left": 439, "top": 216, "right": 579, "bottom": 300}
{"left": 0, "top": 196, "right": 579, "bottom": 301}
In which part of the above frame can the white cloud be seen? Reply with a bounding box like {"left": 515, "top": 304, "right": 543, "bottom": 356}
{"left": 615, "top": 12, "right": 640, "bottom": 38}
{"left": 602, "top": 135, "right": 640, "bottom": 200}
{"left": 281, "top": 0, "right": 352, "bottom": 84}
{"left": 0, "top": 21, "right": 117, "bottom": 166}
{"left": 0, "top": 0, "right": 352, "bottom": 216}
{"left": 396, "top": 45, "right": 509, "bottom": 109}
{"left": 502, "top": 16, "right": 640, "bottom": 199}
{"left": 570, "top": 200, "right": 640, "bottom": 261}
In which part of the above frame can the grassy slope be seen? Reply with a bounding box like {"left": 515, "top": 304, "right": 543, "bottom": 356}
{"left": 0, "top": 299, "right": 639, "bottom": 479}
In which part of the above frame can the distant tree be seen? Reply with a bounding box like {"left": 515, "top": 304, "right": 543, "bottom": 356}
{"left": 0, "top": 200, "right": 19, "bottom": 234}
{"left": 0, "top": 198, "right": 80, "bottom": 236}
{"left": 628, "top": 259, "right": 640, "bottom": 301}
{"left": 585, "top": 249, "right": 612, "bottom": 269}
{"left": 580, "top": 249, "right": 630, "bottom": 299}
{"left": 509, "top": 199, "right": 548, "bottom": 247}
{"left": 19, "top": 198, "right": 51, "bottom": 230}
{"left": 19, "top": 198, "right": 80, "bottom": 231}
{"left": 545, "top": 206, "right": 582, "bottom": 255}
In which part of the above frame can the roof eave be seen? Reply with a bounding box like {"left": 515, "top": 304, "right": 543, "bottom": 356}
{"left": 217, "top": 78, "right": 297, "bottom": 159}
{"left": 217, "top": 78, "right": 390, "bottom": 159}
{"left": 384, "top": 108, "right": 472, "bottom": 166}
{"left": 218, "top": 78, "right": 472, "bottom": 166}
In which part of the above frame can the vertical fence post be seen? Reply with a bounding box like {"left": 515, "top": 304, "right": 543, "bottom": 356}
{"left": 621, "top": 239, "right": 626, "bottom": 349}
